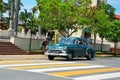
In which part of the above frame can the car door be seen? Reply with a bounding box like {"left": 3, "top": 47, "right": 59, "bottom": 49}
{"left": 75, "top": 39, "right": 86, "bottom": 56}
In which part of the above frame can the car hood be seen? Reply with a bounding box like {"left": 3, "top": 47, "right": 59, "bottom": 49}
{"left": 48, "top": 43, "right": 71, "bottom": 50}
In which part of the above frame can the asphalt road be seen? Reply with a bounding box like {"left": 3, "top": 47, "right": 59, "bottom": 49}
{"left": 0, "top": 57, "right": 120, "bottom": 80}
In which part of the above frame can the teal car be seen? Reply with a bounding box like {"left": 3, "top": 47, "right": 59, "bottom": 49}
{"left": 45, "top": 37, "right": 95, "bottom": 60}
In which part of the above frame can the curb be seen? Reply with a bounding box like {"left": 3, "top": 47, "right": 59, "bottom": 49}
{"left": 0, "top": 55, "right": 47, "bottom": 60}
{"left": 0, "top": 54, "right": 118, "bottom": 60}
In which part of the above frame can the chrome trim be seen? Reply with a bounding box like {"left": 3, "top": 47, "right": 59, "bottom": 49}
{"left": 45, "top": 50, "right": 68, "bottom": 56}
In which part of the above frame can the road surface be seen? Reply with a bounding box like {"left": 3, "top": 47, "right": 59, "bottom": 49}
{"left": 0, "top": 57, "right": 120, "bottom": 80}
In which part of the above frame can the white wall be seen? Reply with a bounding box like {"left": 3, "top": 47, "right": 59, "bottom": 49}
{"left": 10, "top": 37, "right": 43, "bottom": 51}
{"left": 10, "top": 37, "right": 111, "bottom": 51}
{"left": 93, "top": 44, "right": 110, "bottom": 51}
{"left": 0, "top": 29, "right": 9, "bottom": 38}
{"left": 91, "top": 0, "right": 98, "bottom": 6}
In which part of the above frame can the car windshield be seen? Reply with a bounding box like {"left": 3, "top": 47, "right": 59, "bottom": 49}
{"left": 59, "top": 38, "right": 74, "bottom": 44}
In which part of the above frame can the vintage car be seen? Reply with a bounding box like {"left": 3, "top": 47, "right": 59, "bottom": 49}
{"left": 45, "top": 37, "right": 95, "bottom": 60}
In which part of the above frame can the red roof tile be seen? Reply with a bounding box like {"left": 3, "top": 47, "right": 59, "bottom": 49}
{"left": 114, "top": 15, "right": 120, "bottom": 19}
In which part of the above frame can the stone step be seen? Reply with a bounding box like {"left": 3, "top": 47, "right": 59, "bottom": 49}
{"left": 0, "top": 41, "right": 26, "bottom": 55}
{"left": 0, "top": 42, "right": 12, "bottom": 45}
{"left": 0, "top": 50, "right": 25, "bottom": 52}
{"left": 0, "top": 51, "right": 26, "bottom": 54}
{"left": 0, "top": 46, "right": 20, "bottom": 48}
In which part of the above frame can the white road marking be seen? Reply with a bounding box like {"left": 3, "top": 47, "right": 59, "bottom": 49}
{"left": 74, "top": 72, "right": 120, "bottom": 80}
{"left": 1, "top": 60, "right": 120, "bottom": 80}
{"left": 0, "top": 62, "right": 75, "bottom": 68}
{"left": 25, "top": 65, "right": 106, "bottom": 72}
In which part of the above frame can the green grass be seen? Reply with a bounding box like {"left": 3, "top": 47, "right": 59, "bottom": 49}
{"left": 31, "top": 49, "right": 42, "bottom": 52}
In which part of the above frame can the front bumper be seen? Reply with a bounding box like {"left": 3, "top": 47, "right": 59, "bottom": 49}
{"left": 45, "top": 51, "right": 68, "bottom": 56}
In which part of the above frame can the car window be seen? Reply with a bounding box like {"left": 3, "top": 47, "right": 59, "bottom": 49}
{"left": 75, "top": 39, "right": 87, "bottom": 45}
{"left": 82, "top": 40, "right": 88, "bottom": 45}
{"left": 75, "top": 40, "right": 82, "bottom": 45}
{"left": 59, "top": 38, "right": 74, "bottom": 44}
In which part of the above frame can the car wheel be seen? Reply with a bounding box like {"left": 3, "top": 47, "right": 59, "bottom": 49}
{"left": 86, "top": 52, "right": 92, "bottom": 60}
{"left": 66, "top": 53, "right": 73, "bottom": 61}
{"left": 48, "top": 55, "right": 54, "bottom": 60}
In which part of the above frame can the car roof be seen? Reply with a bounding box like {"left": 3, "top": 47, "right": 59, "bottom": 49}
{"left": 62, "top": 37, "right": 86, "bottom": 41}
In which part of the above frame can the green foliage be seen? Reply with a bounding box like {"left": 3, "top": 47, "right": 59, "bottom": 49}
{"left": 35, "top": 0, "right": 92, "bottom": 35}
{"left": 0, "top": 0, "right": 8, "bottom": 19}
{"left": 87, "top": 1, "right": 116, "bottom": 42}
{"left": 0, "top": 1, "right": 7, "bottom": 12}
{"left": 34, "top": 0, "right": 117, "bottom": 41}
{"left": 94, "top": 10, "right": 110, "bottom": 39}
{"left": 0, "top": 0, "right": 8, "bottom": 28}
{"left": 19, "top": 9, "right": 39, "bottom": 34}
{"left": 107, "top": 20, "right": 120, "bottom": 42}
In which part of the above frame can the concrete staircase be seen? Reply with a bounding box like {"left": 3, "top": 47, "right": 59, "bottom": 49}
{"left": 0, "top": 42, "right": 26, "bottom": 55}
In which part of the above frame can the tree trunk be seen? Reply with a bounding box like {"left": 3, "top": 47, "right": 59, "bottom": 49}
{"left": 9, "top": 0, "right": 15, "bottom": 29}
{"left": 93, "top": 32, "right": 97, "bottom": 48}
{"left": 68, "top": 29, "right": 77, "bottom": 37}
{"left": 38, "top": 26, "right": 42, "bottom": 39}
{"left": 14, "top": 0, "right": 20, "bottom": 37}
{"left": 59, "top": 31, "right": 67, "bottom": 37}
{"left": 29, "top": 29, "right": 32, "bottom": 51}
{"left": 114, "top": 42, "right": 117, "bottom": 56}
{"left": 0, "top": 10, "right": 2, "bottom": 27}
{"left": 59, "top": 28, "right": 77, "bottom": 37}
{"left": 100, "top": 37, "right": 103, "bottom": 51}
{"left": 8, "top": 0, "right": 15, "bottom": 37}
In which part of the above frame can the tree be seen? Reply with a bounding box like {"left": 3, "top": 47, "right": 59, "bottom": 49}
{"left": 19, "top": 9, "right": 33, "bottom": 33}
{"left": 8, "top": 0, "right": 23, "bottom": 37}
{"left": 87, "top": 1, "right": 115, "bottom": 48}
{"left": 96, "top": 2, "right": 115, "bottom": 51}
{"left": 35, "top": 0, "right": 91, "bottom": 37}
{"left": 8, "top": 0, "right": 15, "bottom": 30}
{"left": 28, "top": 12, "right": 39, "bottom": 51}
{"left": 19, "top": 9, "right": 39, "bottom": 50}
{"left": 106, "top": 20, "right": 120, "bottom": 55}
{"left": 93, "top": 9, "right": 110, "bottom": 51}
{"left": 0, "top": 0, "right": 8, "bottom": 23}
{"left": 35, "top": 0, "right": 117, "bottom": 49}
{"left": 14, "top": 0, "right": 21, "bottom": 37}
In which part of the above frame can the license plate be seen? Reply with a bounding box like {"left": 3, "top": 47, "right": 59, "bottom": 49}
{"left": 50, "top": 53, "right": 58, "bottom": 55}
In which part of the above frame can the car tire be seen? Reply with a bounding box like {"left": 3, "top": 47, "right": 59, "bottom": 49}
{"left": 48, "top": 55, "right": 54, "bottom": 60}
{"left": 66, "top": 53, "right": 73, "bottom": 61}
{"left": 86, "top": 52, "right": 92, "bottom": 60}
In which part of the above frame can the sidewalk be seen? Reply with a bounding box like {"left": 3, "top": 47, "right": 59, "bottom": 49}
{"left": 0, "top": 54, "right": 47, "bottom": 60}
{"left": 0, "top": 54, "right": 116, "bottom": 60}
